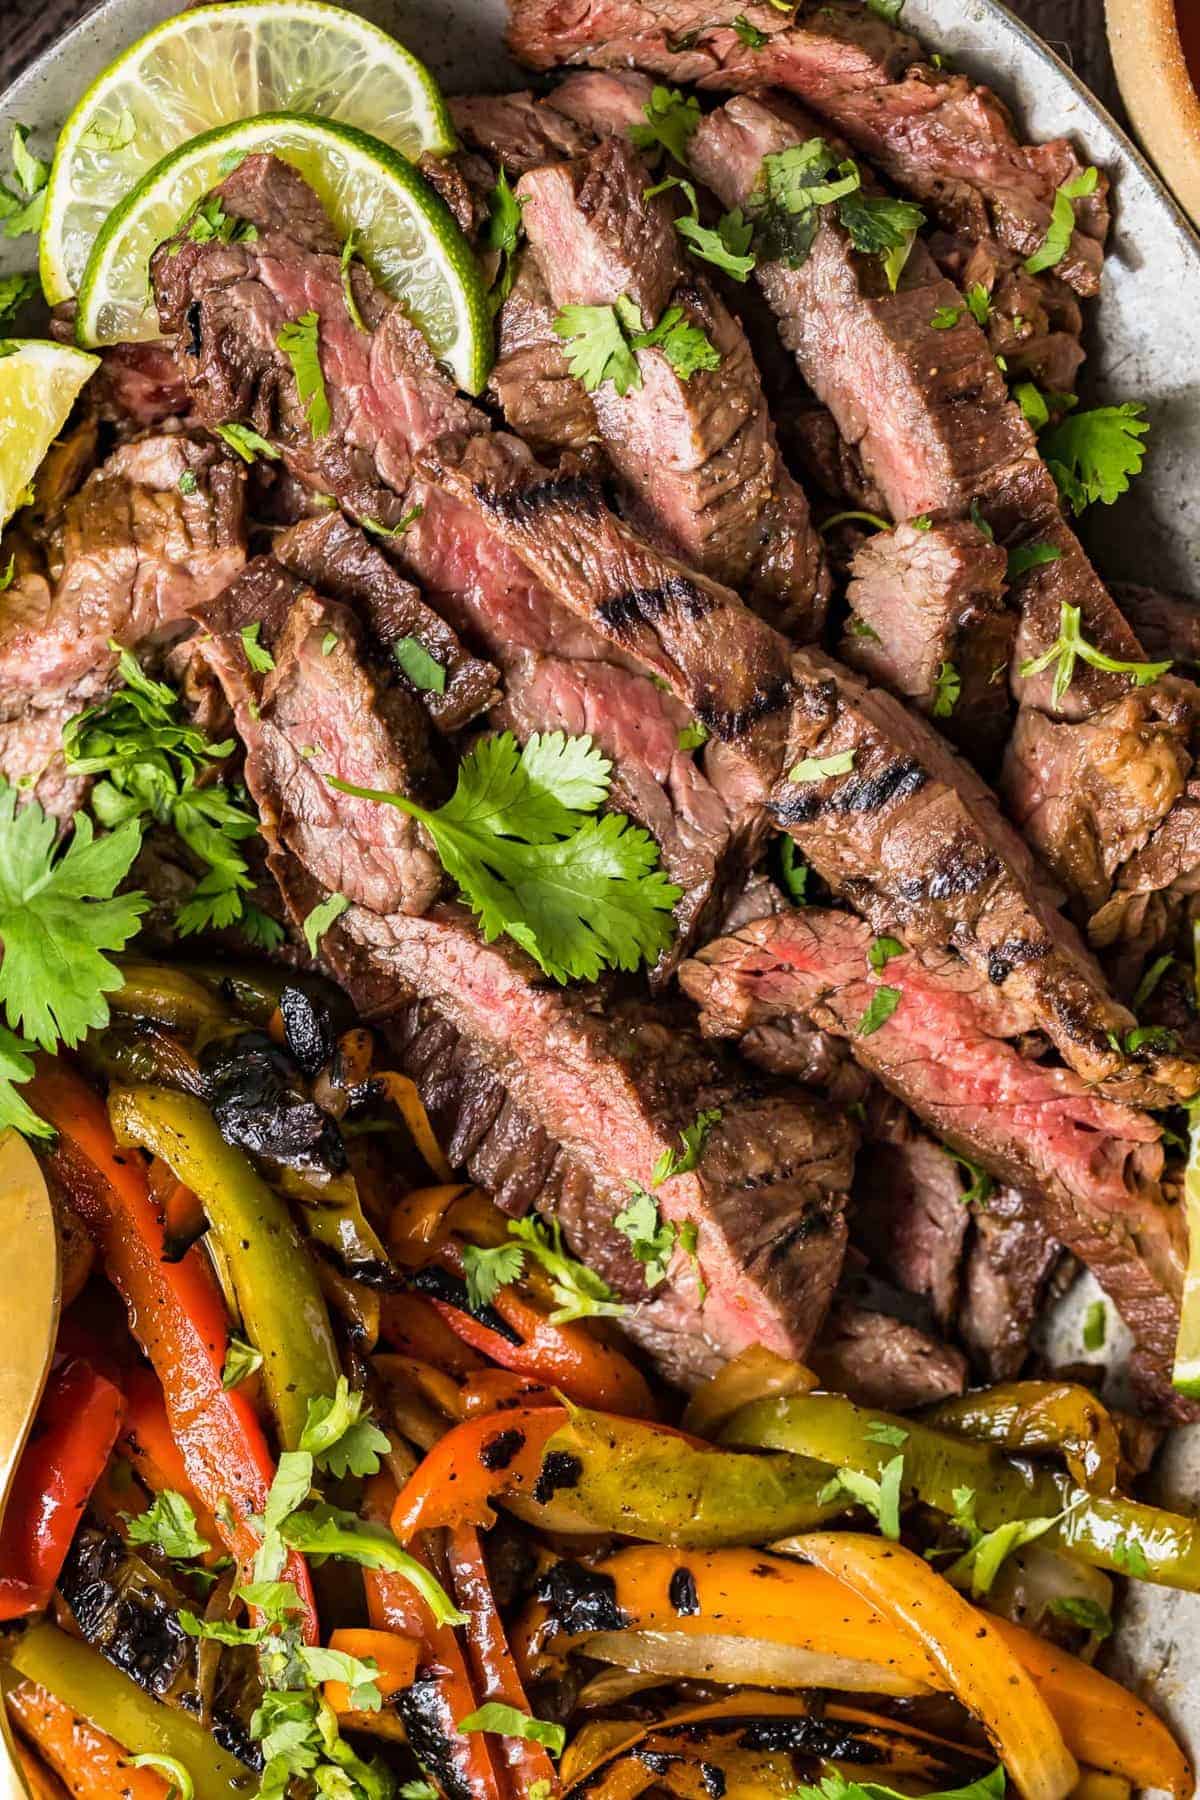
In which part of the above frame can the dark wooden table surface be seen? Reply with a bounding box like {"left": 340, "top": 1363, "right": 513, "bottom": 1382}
{"left": 0, "top": 0, "right": 1118, "bottom": 106}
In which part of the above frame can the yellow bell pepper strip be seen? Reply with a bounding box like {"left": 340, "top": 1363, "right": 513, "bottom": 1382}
{"left": 7, "top": 1624, "right": 250, "bottom": 1800}
{"left": 789, "top": 1534, "right": 1079, "bottom": 1800}
{"left": 108, "top": 1085, "right": 341, "bottom": 1452}
{"left": 110, "top": 960, "right": 232, "bottom": 1036}
{"left": 723, "top": 1391, "right": 1200, "bottom": 1586}
{"left": 924, "top": 1382, "right": 1123, "bottom": 1493}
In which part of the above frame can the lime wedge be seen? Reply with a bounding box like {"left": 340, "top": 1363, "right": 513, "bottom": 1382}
{"left": 1173, "top": 1104, "right": 1200, "bottom": 1397}
{"left": 0, "top": 340, "right": 99, "bottom": 529}
{"left": 40, "top": 0, "right": 457, "bottom": 306}
{"left": 76, "top": 114, "right": 491, "bottom": 395}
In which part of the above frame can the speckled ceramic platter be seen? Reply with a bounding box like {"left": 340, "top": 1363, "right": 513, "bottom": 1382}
{"left": 2, "top": 0, "right": 1199, "bottom": 1772}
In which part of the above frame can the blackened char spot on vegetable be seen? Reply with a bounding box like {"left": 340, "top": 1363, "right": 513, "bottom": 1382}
{"left": 536, "top": 1559, "right": 629, "bottom": 1634}
{"left": 473, "top": 470, "right": 603, "bottom": 523}
{"left": 408, "top": 1265, "right": 523, "bottom": 1345}
{"left": 533, "top": 1448, "right": 584, "bottom": 1504}
{"left": 279, "top": 983, "right": 335, "bottom": 1077}
{"left": 479, "top": 1427, "right": 526, "bottom": 1471}
{"left": 399, "top": 1675, "right": 475, "bottom": 1800}
{"left": 737, "top": 1716, "right": 889, "bottom": 1762}
{"left": 668, "top": 1565, "right": 700, "bottom": 1616}
{"left": 699, "top": 1764, "right": 727, "bottom": 1800}
{"left": 200, "top": 1029, "right": 347, "bottom": 1174}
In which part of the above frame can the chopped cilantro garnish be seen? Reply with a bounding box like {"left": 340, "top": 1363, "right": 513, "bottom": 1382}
{"left": 1025, "top": 165, "right": 1099, "bottom": 275}
{"left": 555, "top": 293, "right": 720, "bottom": 395}
{"left": 629, "top": 86, "right": 701, "bottom": 164}
{"left": 1040, "top": 403, "right": 1149, "bottom": 514}
{"left": 125, "top": 1489, "right": 211, "bottom": 1560}
{"left": 789, "top": 749, "right": 855, "bottom": 782}
{"left": 340, "top": 231, "right": 368, "bottom": 334}
{"left": 302, "top": 892, "right": 349, "bottom": 957}
{"left": 1007, "top": 540, "right": 1062, "bottom": 580}
{"left": 0, "top": 271, "right": 38, "bottom": 324}
{"left": 652, "top": 1108, "right": 722, "bottom": 1186}
{"left": 240, "top": 621, "right": 275, "bottom": 673}
{"left": 930, "top": 659, "right": 961, "bottom": 716}
{"left": 1019, "top": 599, "right": 1171, "bottom": 706}
{"left": 731, "top": 12, "right": 768, "bottom": 47}
{"left": 276, "top": 311, "right": 331, "bottom": 439}
{"left": 214, "top": 421, "right": 280, "bottom": 464}
{"left": 506, "top": 1212, "right": 627, "bottom": 1323}
{"left": 614, "top": 1184, "right": 678, "bottom": 1287}
{"left": 222, "top": 1335, "right": 264, "bottom": 1389}
{"left": 818, "top": 1455, "right": 904, "bottom": 1539}
{"left": 1049, "top": 1595, "right": 1112, "bottom": 1638}
{"left": 462, "top": 1240, "right": 526, "bottom": 1310}
{"left": 867, "top": 935, "right": 904, "bottom": 973}
{"left": 1082, "top": 1298, "right": 1107, "bottom": 1351}
{"left": 459, "top": 1703, "right": 565, "bottom": 1757}
{"left": 299, "top": 1378, "right": 389, "bottom": 1480}
{"left": 645, "top": 173, "right": 756, "bottom": 281}
{"left": 677, "top": 718, "right": 709, "bottom": 751}
{"left": 393, "top": 636, "right": 446, "bottom": 694}
{"left": 778, "top": 837, "right": 809, "bottom": 905}
{"left": 947, "top": 1150, "right": 994, "bottom": 1208}
{"left": 484, "top": 168, "right": 526, "bottom": 314}
{"left": 856, "top": 985, "right": 901, "bottom": 1037}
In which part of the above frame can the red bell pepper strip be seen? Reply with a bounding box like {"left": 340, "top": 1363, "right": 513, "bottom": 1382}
{"left": 362, "top": 1475, "right": 505, "bottom": 1800}
{"left": 379, "top": 1292, "right": 487, "bottom": 1376}
{"left": 448, "top": 1523, "right": 560, "bottom": 1799}
{"left": 119, "top": 1365, "right": 224, "bottom": 1553}
{"left": 0, "top": 1356, "right": 124, "bottom": 1620}
{"left": 27, "top": 1058, "right": 319, "bottom": 1642}
{"left": 391, "top": 1406, "right": 569, "bottom": 1539}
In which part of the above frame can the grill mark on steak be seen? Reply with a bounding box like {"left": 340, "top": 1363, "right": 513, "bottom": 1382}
{"left": 678, "top": 907, "right": 1186, "bottom": 1386}
{"left": 508, "top": 7, "right": 1107, "bottom": 294}
{"left": 516, "top": 135, "right": 828, "bottom": 638}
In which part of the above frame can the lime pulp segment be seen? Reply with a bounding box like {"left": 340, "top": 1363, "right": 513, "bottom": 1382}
{"left": 0, "top": 340, "right": 100, "bottom": 530}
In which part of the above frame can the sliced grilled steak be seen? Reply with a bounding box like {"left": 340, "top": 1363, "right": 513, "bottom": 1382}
{"left": 683, "top": 94, "right": 1193, "bottom": 912}
{"left": 810, "top": 1300, "right": 966, "bottom": 1410}
{"left": 960, "top": 1186, "right": 1063, "bottom": 1382}
{"left": 0, "top": 435, "right": 246, "bottom": 817}
{"left": 517, "top": 136, "right": 829, "bottom": 638}
{"left": 841, "top": 519, "right": 1013, "bottom": 767}
{"left": 1111, "top": 583, "right": 1200, "bottom": 667}
{"left": 488, "top": 250, "right": 600, "bottom": 460}
{"left": 271, "top": 511, "right": 499, "bottom": 733}
{"left": 852, "top": 1130, "right": 970, "bottom": 1331}
{"left": 508, "top": 0, "right": 1107, "bottom": 293}
{"left": 928, "top": 230, "right": 1085, "bottom": 398}
{"left": 450, "top": 89, "right": 595, "bottom": 173}
{"left": 193, "top": 558, "right": 444, "bottom": 917}
{"left": 679, "top": 907, "right": 1185, "bottom": 1383}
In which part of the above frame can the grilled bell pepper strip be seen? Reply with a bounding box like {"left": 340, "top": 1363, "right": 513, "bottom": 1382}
{"left": 924, "top": 1382, "right": 1123, "bottom": 1493}
{"left": 28, "top": 1059, "right": 318, "bottom": 1638}
{"left": 7, "top": 1623, "right": 248, "bottom": 1800}
{"left": 363, "top": 1474, "right": 505, "bottom": 1800}
{"left": 323, "top": 1627, "right": 420, "bottom": 1715}
{"left": 681, "top": 1346, "right": 817, "bottom": 1438}
{"left": 13, "top": 1738, "right": 73, "bottom": 1800}
{"left": 381, "top": 1291, "right": 488, "bottom": 1375}
{"left": 110, "top": 960, "right": 232, "bottom": 1035}
{"left": 6, "top": 1678, "right": 169, "bottom": 1800}
{"left": 119, "top": 1366, "right": 224, "bottom": 1551}
{"left": 0, "top": 1358, "right": 124, "bottom": 1620}
{"left": 108, "top": 1084, "right": 341, "bottom": 1452}
{"left": 794, "top": 1533, "right": 1079, "bottom": 1800}
{"left": 448, "top": 1523, "right": 560, "bottom": 1799}
{"left": 723, "top": 1391, "right": 1200, "bottom": 1585}
{"left": 392, "top": 1407, "right": 569, "bottom": 1537}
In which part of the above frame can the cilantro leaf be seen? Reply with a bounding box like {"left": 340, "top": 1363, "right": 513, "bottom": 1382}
{"left": 462, "top": 1240, "right": 525, "bottom": 1310}
{"left": 837, "top": 190, "right": 924, "bottom": 274}
{"left": 214, "top": 421, "right": 280, "bottom": 464}
{"left": 1040, "top": 403, "right": 1149, "bottom": 513}
{"left": 328, "top": 731, "right": 680, "bottom": 984}
{"left": 240, "top": 622, "right": 275, "bottom": 673}
{"left": 507, "top": 1212, "right": 627, "bottom": 1323}
{"left": 864, "top": 1419, "right": 909, "bottom": 1447}
{"left": 963, "top": 282, "right": 991, "bottom": 325}
{"left": 1082, "top": 1298, "right": 1107, "bottom": 1351}
{"left": 789, "top": 1765, "right": 1006, "bottom": 1800}
{"left": 857, "top": 985, "right": 901, "bottom": 1037}
{"left": 867, "top": 935, "right": 904, "bottom": 973}
{"left": 276, "top": 312, "right": 331, "bottom": 439}
{"left": 299, "top": 1378, "right": 390, "bottom": 1480}
{"left": 124, "top": 1489, "right": 211, "bottom": 1560}
{"left": 0, "top": 271, "right": 37, "bottom": 324}
{"left": 484, "top": 169, "right": 525, "bottom": 313}
{"left": 1049, "top": 1595, "right": 1112, "bottom": 1639}
{"left": 459, "top": 1703, "right": 565, "bottom": 1757}
{"left": 789, "top": 749, "right": 855, "bottom": 782}
{"left": 1018, "top": 599, "right": 1171, "bottom": 707}
{"left": 393, "top": 637, "right": 446, "bottom": 694}
{"left": 362, "top": 506, "right": 423, "bottom": 539}
{"left": 778, "top": 837, "right": 809, "bottom": 905}
{"left": 677, "top": 202, "right": 756, "bottom": 280}
{"left": 0, "top": 1025, "right": 51, "bottom": 1139}
{"left": 948, "top": 1511, "right": 1061, "bottom": 1596}
{"left": 677, "top": 718, "right": 709, "bottom": 751}
{"left": 1025, "top": 166, "right": 1099, "bottom": 275}
{"left": 931, "top": 305, "right": 961, "bottom": 330}
{"left": 1014, "top": 380, "right": 1051, "bottom": 430}
{"left": 930, "top": 660, "right": 961, "bottom": 717}
{"left": 818, "top": 1455, "right": 904, "bottom": 1539}
{"left": 277, "top": 1503, "right": 466, "bottom": 1627}
{"left": 222, "top": 1335, "right": 264, "bottom": 1389}
{"left": 1111, "top": 1533, "right": 1150, "bottom": 1578}
{"left": 303, "top": 893, "right": 349, "bottom": 958}
{"left": 635, "top": 301, "right": 721, "bottom": 379}
{"left": 11, "top": 126, "right": 48, "bottom": 198}
{"left": 241, "top": 904, "right": 287, "bottom": 952}
{"left": 731, "top": 13, "right": 768, "bottom": 47}
{"left": 298, "top": 1646, "right": 383, "bottom": 1713}
{"left": 613, "top": 1184, "right": 677, "bottom": 1287}
{"left": 1007, "top": 541, "right": 1062, "bottom": 580}
{"left": 652, "top": 1107, "right": 722, "bottom": 1186}
{"left": 178, "top": 1610, "right": 266, "bottom": 1647}
{"left": 0, "top": 780, "right": 145, "bottom": 1053}
{"left": 629, "top": 86, "right": 701, "bottom": 164}
{"left": 947, "top": 1150, "right": 994, "bottom": 1208}
{"left": 340, "top": 232, "right": 368, "bottom": 334}
{"left": 555, "top": 301, "right": 639, "bottom": 396}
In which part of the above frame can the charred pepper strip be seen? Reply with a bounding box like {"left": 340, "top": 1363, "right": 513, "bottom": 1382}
{"left": 924, "top": 1381, "right": 1123, "bottom": 1493}
{"left": 722, "top": 1392, "right": 1200, "bottom": 1587}
{"left": 7, "top": 1623, "right": 248, "bottom": 1800}
{"left": 108, "top": 1085, "right": 341, "bottom": 1452}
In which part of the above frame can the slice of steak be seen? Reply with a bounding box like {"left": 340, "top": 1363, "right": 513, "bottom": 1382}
{"left": 928, "top": 231, "right": 1085, "bottom": 398}
{"left": 841, "top": 519, "right": 1013, "bottom": 767}
{"left": 450, "top": 90, "right": 595, "bottom": 174}
{"left": 0, "top": 435, "right": 246, "bottom": 817}
{"left": 517, "top": 136, "right": 829, "bottom": 638}
{"left": 960, "top": 1186, "right": 1063, "bottom": 1382}
{"left": 810, "top": 1299, "right": 967, "bottom": 1409}
{"left": 685, "top": 95, "right": 1192, "bottom": 911}
{"left": 192, "top": 558, "right": 443, "bottom": 917}
{"left": 507, "top": 0, "right": 1106, "bottom": 293}
{"left": 417, "top": 426, "right": 1197, "bottom": 1104}
{"left": 852, "top": 1130, "right": 969, "bottom": 1331}
{"left": 271, "top": 511, "right": 499, "bottom": 733}
{"left": 488, "top": 250, "right": 600, "bottom": 460}
{"left": 678, "top": 907, "right": 1185, "bottom": 1383}
{"left": 1111, "top": 583, "right": 1200, "bottom": 667}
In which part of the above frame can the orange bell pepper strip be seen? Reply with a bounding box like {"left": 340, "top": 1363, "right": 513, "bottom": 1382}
{"left": 6, "top": 1681, "right": 169, "bottom": 1800}
{"left": 362, "top": 1474, "right": 505, "bottom": 1800}
{"left": 0, "top": 1356, "right": 124, "bottom": 1620}
{"left": 380, "top": 1291, "right": 487, "bottom": 1376}
{"left": 391, "top": 1406, "right": 568, "bottom": 1539}
{"left": 27, "top": 1057, "right": 318, "bottom": 1642}
{"left": 119, "top": 1366, "right": 223, "bottom": 1553}
{"left": 448, "top": 1523, "right": 559, "bottom": 1799}
{"left": 322, "top": 1626, "right": 421, "bottom": 1714}
{"left": 14, "top": 1742, "right": 72, "bottom": 1800}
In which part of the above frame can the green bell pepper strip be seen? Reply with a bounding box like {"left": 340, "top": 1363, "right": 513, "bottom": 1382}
{"left": 923, "top": 1380, "right": 1123, "bottom": 1493}
{"left": 110, "top": 960, "right": 232, "bottom": 1036}
{"left": 512, "top": 1406, "right": 845, "bottom": 1545}
{"left": 721, "top": 1392, "right": 1200, "bottom": 1588}
{"left": 7, "top": 1623, "right": 252, "bottom": 1799}
{"left": 108, "top": 1085, "right": 341, "bottom": 1452}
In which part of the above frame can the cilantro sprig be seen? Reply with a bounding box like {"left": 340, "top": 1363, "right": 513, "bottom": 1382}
{"left": 1025, "top": 165, "right": 1099, "bottom": 275}
{"left": 629, "top": 86, "right": 701, "bottom": 164}
{"left": 1, "top": 126, "right": 49, "bottom": 240}
{"left": 1018, "top": 600, "right": 1171, "bottom": 706}
{"left": 753, "top": 138, "right": 924, "bottom": 288}
{"left": 329, "top": 731, "right": 680, "bottom": 983}
{"left": 645, "top": 174, "right": 756, "bottom": 281}
{"left": 1040, "top": 403, "right": 1149, "bottom": 514}
{"left": 484, "top": 169, "right": 525, "bottom": 314}
{"left": 462, "top": 1212, "right": 627, "bottom": 1323}
{"left": 555, "top": 293, "right": 720, "bottom": 396}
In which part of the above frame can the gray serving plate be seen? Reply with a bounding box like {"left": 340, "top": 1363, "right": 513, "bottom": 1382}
{"left": 2, "top": 0, "right": 1199, "bottom": 1773}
